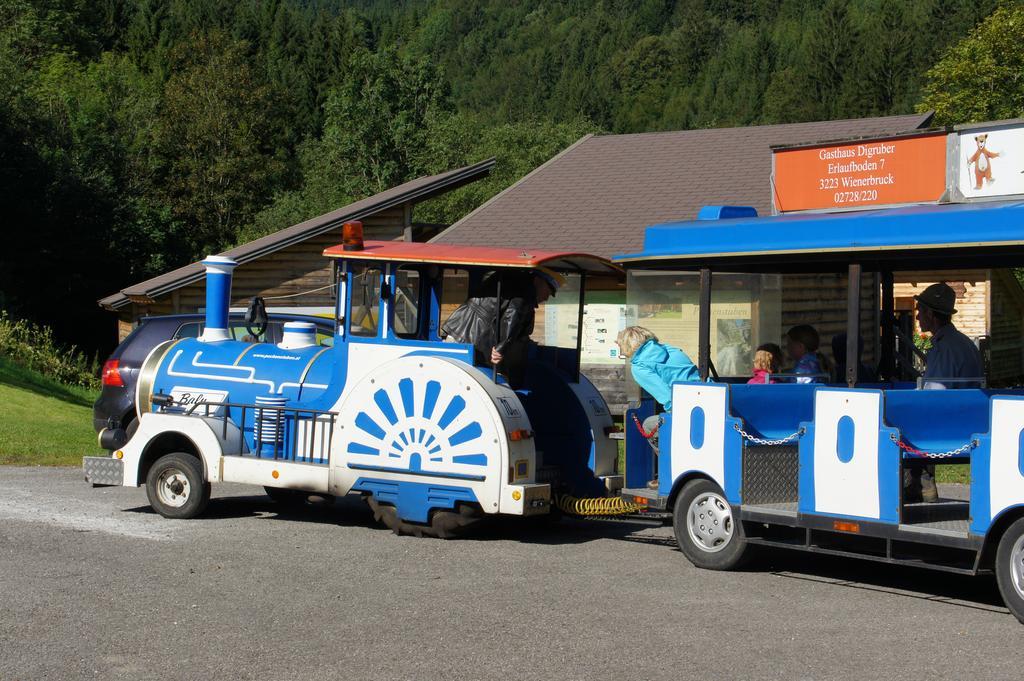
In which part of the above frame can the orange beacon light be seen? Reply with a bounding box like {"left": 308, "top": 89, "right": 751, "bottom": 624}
{"left": 342, "top": 220, "right": 364, "bottom": 251}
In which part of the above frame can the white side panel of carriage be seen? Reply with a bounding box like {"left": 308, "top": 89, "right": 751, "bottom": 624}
{"left": 989, "top": 398, "right": 1024, "bottom": 520}
{"left": 812, "top": 390, "right": 881, "bottom": 519}
{"left": 669, "top": 383, "right": 726, "bottom": 489}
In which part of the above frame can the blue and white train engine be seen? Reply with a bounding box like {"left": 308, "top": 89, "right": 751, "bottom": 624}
{"left": 84, "top": 229, "right": 625, "bottom": 537}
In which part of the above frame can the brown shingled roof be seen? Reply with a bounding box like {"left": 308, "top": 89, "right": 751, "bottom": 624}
{"left": 431, "top": 113, "right": 934, "bottom": 258}
{"left": 100, "top": 159, "right": 495, "bottom": 310}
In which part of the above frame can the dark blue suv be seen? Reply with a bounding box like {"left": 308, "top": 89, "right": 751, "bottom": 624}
{"left": 94, "top": 313, "right": 335, "bottom": 438}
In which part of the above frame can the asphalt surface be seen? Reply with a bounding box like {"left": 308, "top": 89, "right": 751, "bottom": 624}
{"left": 1, "top": 466, "right": 1021, "bottom": 681}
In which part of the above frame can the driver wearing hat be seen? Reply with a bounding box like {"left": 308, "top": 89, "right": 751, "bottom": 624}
{"left": 907, "top": 282, "right": 984, "bottom": 503}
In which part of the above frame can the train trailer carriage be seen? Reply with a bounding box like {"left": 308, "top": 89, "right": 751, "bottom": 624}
{"left": 84, "top": 223, "right": 625, "bottom": 538}
{"left": 613, "top": 201, "right": 1024, "bottom": 623}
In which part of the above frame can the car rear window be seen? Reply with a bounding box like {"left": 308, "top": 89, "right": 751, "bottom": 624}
{"left": 175, "top": 322, "right": 202, "bottom": 339}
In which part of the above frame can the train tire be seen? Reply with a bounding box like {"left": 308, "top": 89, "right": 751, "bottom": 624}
{"left": 366, "top": 496, "right": 482, "bottom": 539}
{"left": 145, "top": 452, "right": 210, "bottom": 519}
{"left": 995, "top": 516, "right": 1024, "bottom": 624}
{"left": 672, "top": 478, "right": 749, "bottom": 570}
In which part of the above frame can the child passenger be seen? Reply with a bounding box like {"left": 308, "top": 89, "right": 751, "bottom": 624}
{"left": 747, "top": 343, "right": 783, "bottom": 384}
{"left": 785, "top": 325, "right": 831, "bottom": 384}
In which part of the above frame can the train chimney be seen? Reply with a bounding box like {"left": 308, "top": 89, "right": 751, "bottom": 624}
{"left": 199, "top": 255, "right": 238, "bottom": 342}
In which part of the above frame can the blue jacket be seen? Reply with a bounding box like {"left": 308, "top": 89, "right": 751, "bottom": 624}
{"left": 630, "top": 340, "right": 700, "bottom": 411}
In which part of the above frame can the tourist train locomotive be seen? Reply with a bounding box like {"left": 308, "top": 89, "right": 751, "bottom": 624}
{"left": 85, "top": 224, "right": 625, "bottom": 537}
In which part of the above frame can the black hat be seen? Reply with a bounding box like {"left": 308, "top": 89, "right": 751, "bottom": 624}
{"left": 914, "top": 282, "right": 957, "bottom": 316}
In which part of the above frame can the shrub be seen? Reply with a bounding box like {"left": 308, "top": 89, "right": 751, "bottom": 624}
{"left": 0, "top": 311, "right": 99, "bottom": 389}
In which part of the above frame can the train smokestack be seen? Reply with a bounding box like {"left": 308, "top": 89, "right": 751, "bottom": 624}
{"left": 199, "top": 255, "right": 238, "bottom": 342}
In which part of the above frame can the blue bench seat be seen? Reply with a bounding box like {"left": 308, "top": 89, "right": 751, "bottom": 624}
{"left": 883, "top": 390, "right": 993, "bottom": 457}
{"left": 728, "top": 384, "right": 817, "bottom": 441}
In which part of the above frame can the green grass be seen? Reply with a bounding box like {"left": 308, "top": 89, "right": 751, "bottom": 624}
{"left": 935, "top": 464, "right": 970, "bottom": 485}
{"left": 0, "top": 355, "right": 104, "bottom": 465}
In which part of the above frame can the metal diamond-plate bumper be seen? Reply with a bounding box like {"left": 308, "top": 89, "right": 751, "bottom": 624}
{"left": 83, "top": 456, "right": 124, "bottom": 486}
{"left": 742, "top": 445, "right": 799, "bottom": 505}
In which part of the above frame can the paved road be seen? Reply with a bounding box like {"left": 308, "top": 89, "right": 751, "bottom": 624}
{"left": 0, "top": 466, "right": 1020, "bottom": 681}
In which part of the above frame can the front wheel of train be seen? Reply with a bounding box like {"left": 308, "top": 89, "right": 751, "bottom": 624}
{"left": 672, "top": 478, "right": 750, "bottom": 570}
{"left": 995, "top": 516, "right": 1024, "bottom": 624}
{"left": 145, "top": 452, "right": 210, "bottom": 519}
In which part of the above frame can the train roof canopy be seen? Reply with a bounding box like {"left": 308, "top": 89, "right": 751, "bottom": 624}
{"left": 614, "top": 201, "right": 1024, "bottom": 272}
{"left": 323, "top": 240, "right": 623, "bottom": 276}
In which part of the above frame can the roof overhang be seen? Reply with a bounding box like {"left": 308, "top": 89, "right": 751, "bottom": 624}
{"left": 324, "top": 240, "right": 623, "bottom": 276}
{"left": 614, "top": 201, "right": 1024, "bottom": 273}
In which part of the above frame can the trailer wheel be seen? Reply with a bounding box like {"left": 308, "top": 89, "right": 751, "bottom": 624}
{"left": 366, "top": 496, "right": 482, "bottom": 539}
{"left": 145, "top": 452, "right": 210, "bottom": 519}
{"left": 995, "top": 516, "right": 1024, "bottom": 624}
{"left": 673, "top": 478, "right": 749, "bottom": 570}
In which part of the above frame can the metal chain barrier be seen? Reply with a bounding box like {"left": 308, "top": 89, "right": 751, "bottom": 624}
{"left": 631, "top": 413, "right": 661, "bottom": 439}
{"left": 732, "top": 423, "right": 805, "bottom": 446}
{"left": 889, "top": 433, "right": 978, "bottom": 459}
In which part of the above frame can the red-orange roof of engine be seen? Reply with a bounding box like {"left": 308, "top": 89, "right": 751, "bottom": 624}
{"left": 323, "top": 240, "right": 623, "bottom": 275}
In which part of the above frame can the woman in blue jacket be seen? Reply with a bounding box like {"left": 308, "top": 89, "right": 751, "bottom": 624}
{"left": 616, "top": 326, "right": 700, "bottom": 487}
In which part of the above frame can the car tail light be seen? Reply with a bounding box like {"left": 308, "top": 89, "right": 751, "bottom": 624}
{"left": 102, "top": 359, "right": 124, "bottom": 387}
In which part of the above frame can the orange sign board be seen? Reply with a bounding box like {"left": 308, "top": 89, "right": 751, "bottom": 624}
{"left": 772, "top": 133, "right": 947, "bottom": 212}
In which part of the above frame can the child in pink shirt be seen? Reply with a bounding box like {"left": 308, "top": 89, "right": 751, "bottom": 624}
{"left": 748, "top": 343, "right": 783, "bottom": 384}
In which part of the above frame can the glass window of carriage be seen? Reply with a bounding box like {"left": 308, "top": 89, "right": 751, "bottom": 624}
{"left": 393, "top": 267, "right": 423, "bottom": 339}
{"left": 349, "top": 264, "right": 382, "bottom": 337}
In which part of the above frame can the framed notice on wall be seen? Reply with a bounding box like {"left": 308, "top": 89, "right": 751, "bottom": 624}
{"left": 772, "top": 133, "right": 948, "bottom": 213}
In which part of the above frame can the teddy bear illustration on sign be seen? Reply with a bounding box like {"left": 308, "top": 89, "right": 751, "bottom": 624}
{"left": 967, "top": 134, "right": 1000, "bottom": 189}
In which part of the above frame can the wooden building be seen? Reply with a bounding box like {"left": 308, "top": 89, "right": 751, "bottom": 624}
{"left": 99, "top": 160, "right": 494, "bottom": 339}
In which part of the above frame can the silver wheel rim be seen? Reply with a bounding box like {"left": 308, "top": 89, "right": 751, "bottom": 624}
{"left": 156, "top": 467, "right": 191, "bottom": 508}
{"left": 1011, "top": 534, "right": 1024, "bottom": 601}
{"left": 686, "top": 491, "right": 733, "bottom": 553}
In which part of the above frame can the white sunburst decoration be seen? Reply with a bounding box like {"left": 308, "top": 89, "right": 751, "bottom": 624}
{"left": 339, "top": 357, "right": 503, "bottom": 478}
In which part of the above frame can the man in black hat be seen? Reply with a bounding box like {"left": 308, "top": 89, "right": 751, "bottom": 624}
{"left": 906, "top": 282, "right": 984, "bottom": 502}
{"left": 915, "top": 282, "right": 983, "bottom": 390}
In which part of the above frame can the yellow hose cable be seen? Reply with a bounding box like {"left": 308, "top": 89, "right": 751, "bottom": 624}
{"left": 554, "top": 494, "right": 645, "bottom": 517}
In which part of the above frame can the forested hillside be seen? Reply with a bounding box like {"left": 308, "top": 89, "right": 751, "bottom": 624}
{"left": 0, "top": 0, "right": 1009, "bottom": 354}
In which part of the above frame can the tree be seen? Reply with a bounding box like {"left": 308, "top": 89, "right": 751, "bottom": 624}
{"left": 855, "top": 1, "right": 916, "bottom": 115}
{"left": 153, "top": 31, "right": 285, "bottom": 257}
{"left": 241, "top": 47, "right": 452, "bottom": 241}
{"left": 919, "top": 4, "right": 1024, "bottom": 125}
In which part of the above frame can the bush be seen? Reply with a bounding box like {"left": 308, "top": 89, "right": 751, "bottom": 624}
{"left": 0, "top": 310, "right": 99, "bottom": 389}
